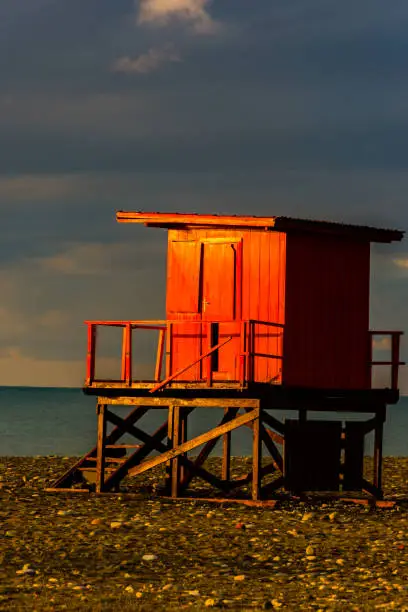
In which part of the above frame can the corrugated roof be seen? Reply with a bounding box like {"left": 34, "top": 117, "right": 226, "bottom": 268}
{"left": 116, "top": 211, "right": 404, "bottom": 243}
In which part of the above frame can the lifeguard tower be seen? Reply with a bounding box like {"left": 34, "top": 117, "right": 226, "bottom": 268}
{"left": 49, "top": 212, "right": 405, "bottom": 503}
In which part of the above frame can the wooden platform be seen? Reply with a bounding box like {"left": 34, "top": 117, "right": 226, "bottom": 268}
{"left": 83, "top": 382, "right": 399, "bottom": 410}
{"left": 48, "top": 386, "right": 391, "bottom": 503}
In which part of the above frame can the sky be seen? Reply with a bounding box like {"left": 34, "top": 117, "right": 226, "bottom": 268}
{"left": 0, "top": 0, "right": 408, "bottom": 390}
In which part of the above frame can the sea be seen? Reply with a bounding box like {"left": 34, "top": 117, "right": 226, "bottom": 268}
{"left": 0, "top": 386, "right": 407, "bottom": 457}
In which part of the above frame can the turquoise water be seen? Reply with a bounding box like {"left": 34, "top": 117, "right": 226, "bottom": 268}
{"left": 0, "top": 386, "right": 407, "bottom": 457}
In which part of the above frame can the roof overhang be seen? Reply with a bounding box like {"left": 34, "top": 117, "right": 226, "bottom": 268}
{"left": 116, "top": 211, "right": 404, "bottom": 243}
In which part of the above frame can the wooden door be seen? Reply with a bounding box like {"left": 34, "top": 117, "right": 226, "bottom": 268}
{"left": 200, "top": 241, "right": 242, "bottom": 380}
{"left": 166, "top": 240, "right": 202, "bottom": 380}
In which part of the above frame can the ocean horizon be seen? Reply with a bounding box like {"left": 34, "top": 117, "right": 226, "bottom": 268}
{"left": 0, "top": 385, "right": 407, "bottom": 457}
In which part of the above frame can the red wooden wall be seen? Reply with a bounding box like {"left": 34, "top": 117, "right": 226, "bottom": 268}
{"left": 165, "top": 226, "right": 371, "bottom": 390}
{"left": 166, "top": 228, "right": 286, "bottom": 383}
{"left": 283, "top": 233, "right": 370, "bottom": 389}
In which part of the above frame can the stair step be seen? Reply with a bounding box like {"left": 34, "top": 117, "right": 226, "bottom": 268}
{"left": 78, "top": 467, "right": 117, "bottom": 473}
{"left": 106, "top": 444, "right": 141, "bottom": 449}
{"left": 86, "top": 457, "right": 128, "bottom": 464}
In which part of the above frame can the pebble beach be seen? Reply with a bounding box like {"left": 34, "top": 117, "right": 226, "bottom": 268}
{"left": 1, "top": 456, "right": 408, "bottom": 611}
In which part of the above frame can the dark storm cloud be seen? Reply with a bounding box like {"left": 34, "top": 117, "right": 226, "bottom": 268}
{"left": 0, "top": 0, "right": 407, "bottom": 385}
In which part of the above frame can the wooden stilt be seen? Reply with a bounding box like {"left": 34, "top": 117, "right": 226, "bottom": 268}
{"left": 180, "top": 408, "right": 188, "bottom": 482}
{"left": 252, "top": 408, "right": 262, "bottom": 501}
{"left": 373, "top": 407, "right": 385, "bottom": 498}
{"left": 171, "top": 406, "right": 181, "bottom": 498}
{"left": 96, "top": 404, "right": 106, "bottom": 493}
{"left": 179, "top": 408, "right": 239, "bottom": 492}
{"left": 222, "top": 407, "right": 232, "bottom": 481}
{"left": 165, "top": 404, "right": 175, "bottom": 494}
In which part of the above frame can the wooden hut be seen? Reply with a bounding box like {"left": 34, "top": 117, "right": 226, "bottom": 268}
{"left": 49, "top": 212, "right": 405, "bottom": 504}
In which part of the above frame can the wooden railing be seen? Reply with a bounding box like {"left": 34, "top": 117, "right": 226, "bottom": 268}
{"left": 84, "top": 319, "right": 285, "bottom": 388}
{"left": 369, "top": 331, "right": 405, "bottom": 390}
{"left": 85, "top": 321, "right": 405, "bottom": 391}
{"left": 85, "top": 320, "right": 167, "bottom": 386}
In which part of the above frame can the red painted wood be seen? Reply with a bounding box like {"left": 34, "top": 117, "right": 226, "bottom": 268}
{"left": 167, "top": 240, "right": 202, "bottom": 314}
{"left": 166, "top": 239, "right": 202, "bottom": 380}
{"left": 117, "top": 211, "right": 403, "bottom": 243}
{"left": 283, "top": 234, "right": 371, "bottom": 389}
{"left": 240, "top": 231, "right": 286, "bottom": 384}
{"left": 201, "top": 241, "right": 240, "bottom": 380}
{"left": 86, "top": 324, "right": 96, "bottom": 384}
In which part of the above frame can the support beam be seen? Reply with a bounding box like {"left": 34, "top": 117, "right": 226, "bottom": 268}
{"left": 180, "top": 408, "right": 189, "bottom": 482}
{"left": 222, "top": 408, "right": 232, "bottom": 481}
{"left": 102, "top": 421, "right": 169, "bottom": 492}
{"left": 373, "top": 407, "right": 385, "bottom": 498}
{"left": 128, "top": 409, "right": 259, "bottom": 478}
{"left": 180, "top": 408, "right": 239, "bottom": 491}
{"left": 252, "top": 411, "right": 262, "bottom": 501}
{"left": 171, "top": 406, "right": 181, "bottom": 498}
{"left": 96, "top": 404, "right": 106, "bottom": 493}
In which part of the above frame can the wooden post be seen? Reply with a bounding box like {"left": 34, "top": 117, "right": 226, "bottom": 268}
{"left": 180, "top": 408, "right": 188, "bottom": 482}
{"left": 165, "top": 404, "right": 174, "bottom": 494}
{"left": 86, "top": 324, "right": 96, "bottom": 384}
{"left": 367, "top": 331, "right": 373, "bottom": 388}
{"left": 252, "top": 407, "right": 262, "bottom": 501}
{"left": 171, "top": 406, "right": 181, "bottom": 498}
{"left": 250, "top": 321, "right": 255, "bottom": 382}
{"left": 299, "top": 409, "right": 307, "bottom": 423}
{"left": 373, "top": 406, "right": 385, "bottom": 498}
{"left": 239, "top": 321, "right": 246, "bottom": 386}
{"left": 222, "top": 408, "right": 232, "bottom": 481}
{"left": 121, "top": 326, "right": 126, "bottom": 381}
{"left": 122, "top": 324, "right": 132, "bottom": 385}
{"left": 391, "top": 333, "right": 401, "bottom": 390}
{"left": 96, "top": 403, "right": 106, "bottom": 493}
{"left": 206, "top": 323, "right": 213, "bottom": 387}
{"left": 155, "top": 328, "right": 166, "bottom": 381}
{"left": 166, "top": 322, "right": 173, "bottom": 379}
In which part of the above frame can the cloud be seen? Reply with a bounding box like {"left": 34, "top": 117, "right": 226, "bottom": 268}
{"left": 0, "top": 174, "right": 79, "bottom": 203}
{"left": 137, "top": 0, "right": 219, "bottom": 34}
{"left": 393, "top": 257, "right": 408, "bottom": 270}
{"left": 372, "top": 336, "right": 392, "bottom": 351}
{"left": 34, "top": 241, "right": 161, "bottom": 276}
{"left": 112, "top": 46, "right": 181, "bottom": 74}
{"left": 0, "top": 347, "right": 119, "bottom": 387}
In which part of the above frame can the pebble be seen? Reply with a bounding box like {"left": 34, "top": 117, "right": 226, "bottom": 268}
{"left": 234, "top": 575, "right": 246, "bottom": 581}
{"left": 125, "top": 585, "right": 134, "bottom": 593}
{"left": 306, "top": 545, "right": 316, "bottom": 556}
{"left": 16, "top": 565, "right": 35, "bottom": 576}
{"left": 302, "top": 512, "right": 315, "bottom": 522}
{"left": 205, "top": 598, "right": 217, "bottom": 607}
{"left": 142, "top": 554, "right": 157, "bottom": 561}
{"left": 110, "top": 521, "right": 123, "bottom": 529}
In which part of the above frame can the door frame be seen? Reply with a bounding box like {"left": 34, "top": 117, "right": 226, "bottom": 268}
{"left": 198, "top": 237, "right": 243, "bottom": 321}
{"left": 198, "top": 237, "right": 243, "bottom": 380}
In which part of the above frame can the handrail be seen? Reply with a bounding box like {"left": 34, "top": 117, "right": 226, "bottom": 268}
{"left": 85, "top": 319, "right": 285, "bottom": 388}
{"left": 149, "top": 336, "right": 233, "bottom": 393}
{"left": 369, "top": 330, "right": 405, "bottom": 390}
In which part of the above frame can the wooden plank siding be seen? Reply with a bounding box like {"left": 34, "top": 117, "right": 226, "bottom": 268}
{"left": 241, "top": 230, "right": 286, "bottom": 384}
{"left": 283, "top": 234, "right": 370, "bottom": 389}
{"left": 165, "top": 228, "right": 286, "bottom": 385}
{"left": 166, "top": 239, "right": 202, "bottom": 379}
